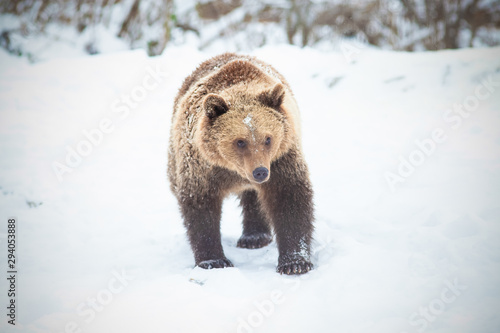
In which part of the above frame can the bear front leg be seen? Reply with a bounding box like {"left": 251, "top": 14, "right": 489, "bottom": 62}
{"left": 237, "top": 190, "right": 273, "bottom": 249}
{"left": 179, "top": 193, "right": 233, "bottom": 269}
{"left": 260, "top": 150, "right": 314, "bottom": 275}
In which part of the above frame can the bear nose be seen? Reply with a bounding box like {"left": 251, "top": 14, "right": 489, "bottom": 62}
{"left": 253, "top": 167, "right": 269, "bottom": 182}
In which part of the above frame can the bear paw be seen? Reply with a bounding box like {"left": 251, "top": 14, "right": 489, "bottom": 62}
{"left": 197, "top": 258, "right": 234, "bottom": 269}
{"left": 237, "top": 233, "right": 273, "bottom": 249}
{"left": 276, "top": 260, "right": 313, "bottom": 275}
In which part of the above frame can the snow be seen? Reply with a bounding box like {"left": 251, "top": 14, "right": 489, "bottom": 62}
{"left": 0, "top": 13, "right": 131, "bottom": 63}
{"left": 1, "top": 43, "right": 500, "bottom": 333}
{"left": 243, "top": 114, "right": 257, "bottom": 145}
{"left": 243, "top": 114, "right": 253, "bottom": 127}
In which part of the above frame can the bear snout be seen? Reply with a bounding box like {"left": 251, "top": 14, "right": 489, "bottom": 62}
{"left": 252, "top": 167, "right": 269, "bottom": 183}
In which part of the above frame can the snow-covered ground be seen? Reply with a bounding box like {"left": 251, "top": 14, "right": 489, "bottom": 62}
{"left": 0, "top": 42, "right": 499, "bottom": 333}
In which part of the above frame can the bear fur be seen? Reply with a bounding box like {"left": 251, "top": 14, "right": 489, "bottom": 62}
{"left": 168, "top": 53, "right": 314, "bottom": 275}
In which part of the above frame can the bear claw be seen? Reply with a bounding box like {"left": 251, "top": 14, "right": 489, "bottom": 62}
{"left": 276, "top": 261, "right": 313, "bottom": 275}
{"left": 237, "top": 233, "right": 273, "bottom": 249}
{"left": 197, "top": 258, "right": 234, "bottom": 269}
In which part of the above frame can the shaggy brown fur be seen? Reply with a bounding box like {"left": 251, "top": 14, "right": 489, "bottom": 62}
{"left": 168, "top": 53, "right": 314, "bottom": 275}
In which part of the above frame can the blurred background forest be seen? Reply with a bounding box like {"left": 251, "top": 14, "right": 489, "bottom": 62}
{"left": 1, "top": 0, "right": 499, "bottom": 61}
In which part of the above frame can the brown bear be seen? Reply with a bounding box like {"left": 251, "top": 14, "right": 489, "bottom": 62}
{"left": 168, "top": 53, "right": 314, "bottom": 275}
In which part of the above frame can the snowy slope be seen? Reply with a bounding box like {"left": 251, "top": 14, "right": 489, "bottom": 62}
{"left": 0, "top": 44, "right": 499, "bottom": 333}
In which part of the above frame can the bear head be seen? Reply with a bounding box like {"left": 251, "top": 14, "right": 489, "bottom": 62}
{"left": 197, "top": 83, "right": 295, "bottom": 184}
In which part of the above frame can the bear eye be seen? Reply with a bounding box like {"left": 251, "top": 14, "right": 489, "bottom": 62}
{"left": 265, "top": 137, "right": 271, "bottom": 146}
{"left": 236, "top": 140, "right": 247, "bottom": 148}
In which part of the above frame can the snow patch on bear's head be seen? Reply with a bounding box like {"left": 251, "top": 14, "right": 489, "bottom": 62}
{"left": 243, "top": 114, "right": 253, "bottom": 127}
{"left": 243, "top": 114, "right": 257, "bottom": 145}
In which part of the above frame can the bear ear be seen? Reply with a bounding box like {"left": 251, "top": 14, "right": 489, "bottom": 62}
{"left": 258, "top": 83, "right": 285, "bottom": 110}
{"left": 203, "top": 94, "right": 229, "bottom": 119}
